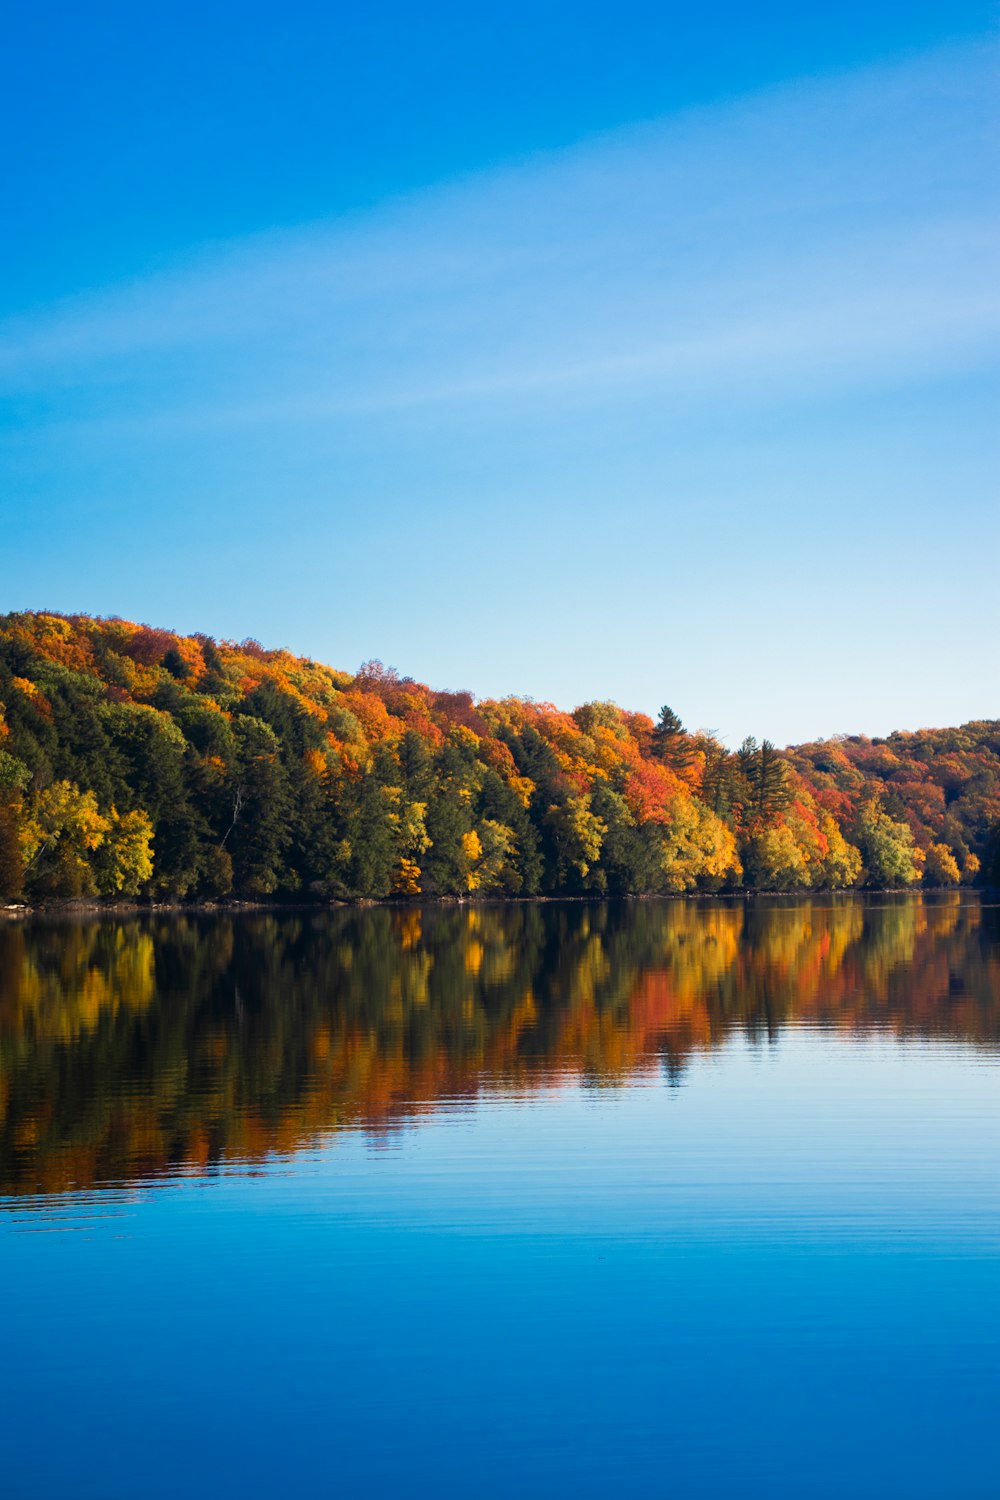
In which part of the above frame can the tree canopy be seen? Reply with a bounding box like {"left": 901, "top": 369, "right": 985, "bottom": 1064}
{"left": 0, "top": 611, "right": 996, "bottom": 902}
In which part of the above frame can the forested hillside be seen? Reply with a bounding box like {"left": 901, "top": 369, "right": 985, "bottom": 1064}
{"left": 0, "top": 612, "right": 996, "bottom": 901}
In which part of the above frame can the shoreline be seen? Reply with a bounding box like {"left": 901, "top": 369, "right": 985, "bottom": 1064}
{"left": 1, "top": 886, "right": 990, "bottom": 921}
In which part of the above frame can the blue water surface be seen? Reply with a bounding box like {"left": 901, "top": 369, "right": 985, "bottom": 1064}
{"left": 2, "top": 899, "right": 998, "bottom": 1497}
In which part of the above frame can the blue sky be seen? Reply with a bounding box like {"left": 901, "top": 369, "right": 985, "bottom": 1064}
{"left": 2, "top": 3, "right": 997, "bottom": 745}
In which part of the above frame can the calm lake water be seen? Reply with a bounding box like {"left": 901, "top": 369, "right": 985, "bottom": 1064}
{"left": 2, "top": 894, "right": 998, "bottom": 1498}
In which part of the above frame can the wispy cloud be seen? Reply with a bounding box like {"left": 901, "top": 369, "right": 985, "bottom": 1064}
{"left": 2, "top": 40, "right": 996, "bottom": 429}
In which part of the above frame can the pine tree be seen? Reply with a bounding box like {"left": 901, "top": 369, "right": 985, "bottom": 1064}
{"left": 651, "top": 705, "right": 694, "bottom": 773}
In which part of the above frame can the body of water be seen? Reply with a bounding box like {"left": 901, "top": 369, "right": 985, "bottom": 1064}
{"left": 2, "top": 894, "right": 998, "bottom": 1497}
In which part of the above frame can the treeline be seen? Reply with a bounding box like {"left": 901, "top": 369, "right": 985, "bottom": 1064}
{"left": 0, "top": 611, "right": 997, "bottom": 902}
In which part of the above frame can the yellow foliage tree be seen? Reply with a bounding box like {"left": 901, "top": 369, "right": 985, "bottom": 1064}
{"left": 21, "top": 781, "right": 110, "bottom": 896}
{"left": 746, "top": 822, "right": 810, "bottom": 889}
{"left": 461, "top": 828, "right": 484, "bottom": 890}
{"left": 392, "top": 858, "right": 423, "bottom": 895}
{"left": 817, "top": 813, "right": 863, "bottom": 888}
{"left": 95, "top": 809, "right": 155, "bottom": 895}
{"left": 923, "top": 842, "right": 961, "bottom": 886}
{"left": 389, "top": 796, "right": 432, "bottom": 894}
{"left": 661, "top": 796, "right": 741, "bottom": 891}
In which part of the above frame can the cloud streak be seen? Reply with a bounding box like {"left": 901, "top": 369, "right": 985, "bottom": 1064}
{"left": 1, "top": 39, "right": 996, "bottom": 430}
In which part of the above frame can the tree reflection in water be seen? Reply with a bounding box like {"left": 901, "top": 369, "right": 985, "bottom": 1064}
{"left": 1, "top": 894, "right": 997, "bottom": 1196}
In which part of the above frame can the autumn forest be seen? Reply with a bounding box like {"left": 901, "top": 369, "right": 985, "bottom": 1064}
{"left": 0, "top": 611, "right": 998, "bottom": 904}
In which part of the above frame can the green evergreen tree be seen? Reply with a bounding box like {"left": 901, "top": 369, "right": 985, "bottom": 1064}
{"left": 652, "top": 705, "right": 695, "bottom": 773}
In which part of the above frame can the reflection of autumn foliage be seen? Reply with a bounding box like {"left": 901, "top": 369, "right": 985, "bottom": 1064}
{"left": 1, "top": 896, "right": 997, "bottom": 1197}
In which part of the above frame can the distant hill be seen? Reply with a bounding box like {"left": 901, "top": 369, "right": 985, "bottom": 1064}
{"left": 0, "top": 611, "right": 997, "bottom": 901}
